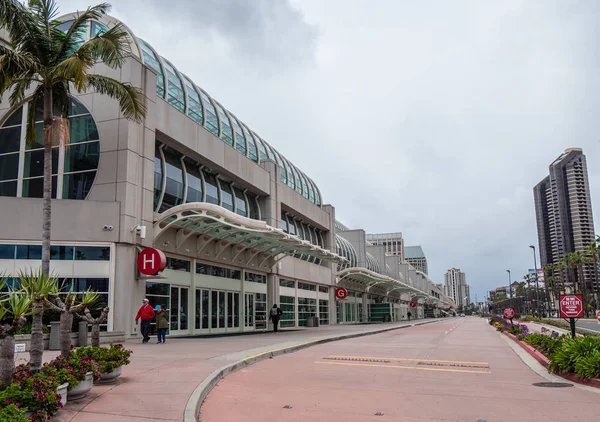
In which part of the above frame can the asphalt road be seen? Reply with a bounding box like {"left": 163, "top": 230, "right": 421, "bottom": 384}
{"left": 576, "top": 318, "right": 600, "bottom": 332}
{"left": 200, "top": 318, "right": 600, "bottom": 421}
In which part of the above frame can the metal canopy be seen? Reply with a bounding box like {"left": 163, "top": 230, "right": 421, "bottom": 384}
{"left": 337, "top": 267, "right": 421, "bottom": 298}
{"left": 154, "top": 203, "right": 348, "bottom": 268}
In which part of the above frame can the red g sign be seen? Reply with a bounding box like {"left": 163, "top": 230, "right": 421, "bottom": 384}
{"left": 335, "top": 287, "right": 348, "bottom": 300}
{"left": 137, "top": 248, "right": 167, "bottom": 275}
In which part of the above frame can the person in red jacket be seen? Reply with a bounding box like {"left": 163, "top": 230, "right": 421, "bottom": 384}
{"left": 135, "top": 298, "right": 155, "bottom": 343}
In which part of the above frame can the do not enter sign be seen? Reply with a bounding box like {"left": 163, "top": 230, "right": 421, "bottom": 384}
{"left": 137, "top": 248, "right": 167, "bottom": 275}
{"left": 559, "top": 294, "right": 584, "bottom": 319}
{"left": 503, "top": 307, "right": 515, "bottom": 319}
{"left": 410, "top": 302, "right": 416, "bottom": 308}
{"left": 335, "top": 287, "right": 348, "bottom": 300}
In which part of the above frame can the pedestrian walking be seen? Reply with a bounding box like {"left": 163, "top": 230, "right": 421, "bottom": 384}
{"left": 270, "top": 303, "right": 283, "bottom": 333}
{"left": 135, "top": 298, "right": 155, "bottom": 343}
{"left": 407, "top": 311, "right": 412, "bottom": 321}
{"left": 155, "top": 304, "right": 169, "bottom": 344}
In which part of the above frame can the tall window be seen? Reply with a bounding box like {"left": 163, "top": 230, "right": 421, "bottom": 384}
{"left": 163, "top": 60, "right": 185, "bottom": 112}
{"left": 159, "top": 148, "right": 184, "bottom": 212}
{"left": 200, "top": 92, "right": 219, "bottom": 136}
{"left": 219, "top": 180, "right": 234, "bottom": 212}
{"left": 203, "top": 171, "right": 219, "bottom": 205}
{"left": 138, "top": 39, "right": 165, "bottom": 98}
{"left": 184, "top": 79, "right": 203, "bottom": 124}
{"left": 185, "top": 158, "right": 202, "bottom": 203}
{"left": 233, "top": 187, "right": 247, "bottom": 217}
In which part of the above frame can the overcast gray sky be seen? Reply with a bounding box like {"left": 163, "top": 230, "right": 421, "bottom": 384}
{"left": 60, "top": 0, "right": 600, "bottom": 301}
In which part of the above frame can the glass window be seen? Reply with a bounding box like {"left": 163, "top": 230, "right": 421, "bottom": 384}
{"left": 70, "top": 114, "right": 99, "bottom": 143}
{"left": 184, "top": 79, "right": 203, "bottom": 124}
{"left": 200, "top": 92, "right": 219, "bottom": 136}
{"left": 16, "top": 245, "right": 42, "bottom": 259}
{"left": 247, "top": 193, "right": 259, "bottom": 220}
{"left": 244, "top": 127, "right": 258, "bottom": 163}
{"left": 245, "top": 272, "right": 266, "bottom": 284}
{"left": 282, "top": 158, "right": 294, "bottom": 189}
{"left": 307, "top": 180, "right": 315, "bottom": 204}
{"left": 289, "top": 163, "right": 302, "bottom": 195}
{"left": 0, "top": 153, "right": 19, "bottom": 181}
{"left": 2, "top": 108, "right": 22, "bottom": 127}
{"left": 154, "top": 146, "right": 163, "bottom": 210}
{"left": 233, "top": 187, "right": 247, "bottom": 217}
{"left": 287, "top": 216, "right": 296, "bottom": 236}
{"left": 23, "top": 148, "right": 59, "bottom": 178}
{"left": 22, "top": 176, "right": 57, "bottom": 199}
{"left": 159, "top": 149, "right": 184, "bottom": 212}
{"left": 146, "top": 281, "right": 170, "bottom": 296}
{"left": 280, "top": 295, "right": 295, "bottom": 328}
{"left": 300, "top": 173, "right": 309, "bottom": 199}
{"left": 74, "top": 246, "right": 110, "bottom": 260}
{"left": 0, "top": 245, "right": 16, "bottom": 259}
{"left": 64, "top": 142, "right": 99, "bottom": 173}
{"left": 63, "top": 171, "right": 96, "bottom": 200}
{"left": 298, "top": 297, "right": 317, "bottom": 327}
{"left": 215, "top": 104, "right": 233, "bottom": 146}
{"left": 319, "top": 286, "right": 329, "bottom": 293}
{"left": 166, "top": 257, "right": 190, "bottom": 272}
{"left": 139, "top": 39, "right": 165, "bottom": 98}
{"left": 298, "top": 282, "right": 316, "bottom": 291}
{"left": 319, "top": 299, "right": 329, "bottom": 325}
{"left": 163, "top": 60, "right": 185, "bottom": 112}
{"left": 203, "top": 171, "right": 219, "bottom": 205}
{"left": 185, "top": 159, "right": 203, "bottom": 203}
{"left": 279, "top": 279, "right": 295, "bottom": 288}
{"left": 50, "top": 246, "right": 74, "bottom": 260}
{"left": 0, "top": 126, "right": 21, "bottom": 154}
{"left": 90, "top": 21, "right": 108, "bottom": 37}
{"left": 271, "top": 149, "right": 287, "bottom": 184}
{"left": 230, "top": 117, "right": 247, "bottom": 155}
{"left": 219, "top": 181, "right": 234, "bottom": 211}
{"left": 256, "top": 138, "right": 268, "bottom": 161}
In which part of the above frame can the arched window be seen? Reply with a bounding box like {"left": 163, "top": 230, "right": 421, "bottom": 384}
{"left": 243, "top": 126, "right": 258, "bottom": 163}
{"left": 163, "top": 60, "right": 185, "bottom": 112}
{"left": 199, "top": 91, "right": 219, "bottom": 136}
{"left": 138, "top": 39, "right": 165, "bottom": 98}
{"left": 215, "top": 103, "right": 234, "bottom": 147}
{"left": 184, "top": 78, "right": 203, "bottom": 125}
{"left": 153, "top": 146, "right": 164, "bottom": 210}
{"left": 230, "top": 116, "right": 247, "bottom": 155}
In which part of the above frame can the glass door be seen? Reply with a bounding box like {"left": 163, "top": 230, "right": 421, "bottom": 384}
{"left": 170, "top": 286, "right": 189, "bottom": 334}
{"left": 244, "top": 293, "right": 254, "bottom": 328}
{"left": 195, "top": 289, "right": 209, "bottom": 331}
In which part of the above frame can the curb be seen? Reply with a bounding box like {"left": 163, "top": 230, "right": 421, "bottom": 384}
{"left": 184, "top": 319, "right": 443, "bottom": 422}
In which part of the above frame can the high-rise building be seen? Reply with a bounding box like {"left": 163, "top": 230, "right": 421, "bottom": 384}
{"left": 404, "top": 245, "right": 428, "bottom": 275}
{"left": 366, "top": 232, "right": 404, "bottom": 260}
{"left": 444, "top": 268, "right": 468, "bottom": 308}
{"left": 534, "top": 148, "right": 596, "bottom": 292}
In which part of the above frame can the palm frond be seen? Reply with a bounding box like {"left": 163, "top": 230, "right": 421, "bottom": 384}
{"left": 51, "top": 54, "right": 93, "bottom": 92}
{"left": 0, "top": 45, "right": 39, "bottom": 97}
{"left": 0, "top": 0, "right": 45, "bottom": 57}
{"left": 25, "top": 85, "right": 43, "bottom": 147}
{"left": 77, "top": 22, "right": 131, "bottom": 68}
{"left": 56, "top": 2, "right": 111, "bottom": 62}
{"left": 87, "top": 74, "right": 147, "bottom": 122}
{"left": 28, "top": 0, "right": 60, "bottom": 23}
{"left": 18, "top": 268, "right": 59, "bottom": 299}
{"left": 8, "top": 77, "right": 35, "bottom": 108}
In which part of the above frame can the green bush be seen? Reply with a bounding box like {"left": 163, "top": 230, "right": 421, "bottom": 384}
{"left": 574, "top": 349, "right": 600, "bottom": 380}
{"left": 71, "top": 344, "right": 132, "bottom": 374}
{"left": 549, "top": 337, "right": 600, "bottom": 374}
{"left": 506, "top": 326, "right": 522, "bottom": 335}
{"left": 0, "top": 404, "right": 29, "bottom": 422}
{"left": 523, "top": 334, "right": 565, "bottom": 357}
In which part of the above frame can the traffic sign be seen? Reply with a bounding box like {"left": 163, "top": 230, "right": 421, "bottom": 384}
{"left": 503, "top": 307, "right": 515, "bottom": 319}
{"left": 559, "top": 294, "right": 584, "bottom": 319}
{"left": 335, "top": 287, "right": 348, "bottom": 300}
{"left": 137, "top": 248, "right": 167, "bottom": 275}
{"left": 596, "top": 310, "right": 600, "bottom": 325}
{"left": 410, "top": 302, "right": 416, "bottom": 308}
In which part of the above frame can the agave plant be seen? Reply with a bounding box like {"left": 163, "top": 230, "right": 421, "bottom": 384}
{"left": 17, "top": 269, "right": 59, "bottom": 372}
{"left": 46, "top": 289, "right": 100, "bottom": 357}
{"left": 0, "top": 282, "right": 33, "bottom": 388}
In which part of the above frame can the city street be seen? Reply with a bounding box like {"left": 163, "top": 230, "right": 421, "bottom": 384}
{"left": 201, "top": 318, "right": 600, "bottom": 422}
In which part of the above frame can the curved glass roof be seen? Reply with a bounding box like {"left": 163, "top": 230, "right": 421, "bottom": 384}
{"left": 335, "top": 234, "right": 358, "bottom": 270}
{"left": 366, "top": 252, "right": 381, "bottom": 274}
{"left": 135, "top": 35, "right": 323, "bottom": 206}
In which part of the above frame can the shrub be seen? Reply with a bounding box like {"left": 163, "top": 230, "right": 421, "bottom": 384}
{"left": 506, "top": 326, "right": 522, "bottom": 335}
{"left": 574, "top": 349, "right": 600, "bottom": 380}
{"left": 0, "top": 404, "right": 29, "bottom": 422}
{"left": 0, "top": 371, "right": 62, "bottom": 421}
{"left": 523, "top": 333, "right": 565, "bottom": 357}
{"left": 46, "top": 354, "right": 102, "bottom": 386}
{"left": 549, "top": 337, "right": 600, "bottom": 374}
{"left": 71, "top": 344, "right": 132, "bottom": 374}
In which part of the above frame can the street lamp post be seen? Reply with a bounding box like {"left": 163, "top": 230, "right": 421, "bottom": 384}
{"left": 506, "top": 269, "right": 512, "bottom": 299}
{"left": 530, "top": 245, "right": 542, "bottom": 317}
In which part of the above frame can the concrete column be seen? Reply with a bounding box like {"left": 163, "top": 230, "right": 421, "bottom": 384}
{"left": 329, "top": 289, "right": 337, "bottom": 324}
{"left": 266, "top": 273, "right": 279, "bottom": 329}
{"left": 114, "top": 244, "right": 141, "bottom": 337}
{"left": 362, "top": 293, "right": 368, "bottom": 322}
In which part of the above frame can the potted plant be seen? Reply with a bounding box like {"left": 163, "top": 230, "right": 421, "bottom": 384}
{"left": 0, "top": 369, "right": 62, "bottom": 421}
{"left": 47, "top": 354, "right": 101, "bottom": 400}
{"left": 72, "top": 344, "right": 132, "bottom": 384}
{"left": 12, "top": 362, "right": 74, "bottom": 409}
{"left": 0, "top": 404, "right": 29, "bottom": 421}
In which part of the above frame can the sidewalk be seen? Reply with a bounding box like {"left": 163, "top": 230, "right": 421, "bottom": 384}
{"left": 24, "top": 319, "right": 443, "bottom": 422}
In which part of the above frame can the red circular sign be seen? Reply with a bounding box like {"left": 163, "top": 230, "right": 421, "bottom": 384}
{"left": 410, "top": 302, "right": 416, "bottom": 308}
{"left": 503, "top": 307, "right": 515, "bottom": 319}
{"left": 137, "top": 248, "right": 167, "bottom": 275}
{"left": 559, "top": 294, "right": 584, "bottom": 318}
{"left": 335, "top": 287, "right": 348, "bottom": 300}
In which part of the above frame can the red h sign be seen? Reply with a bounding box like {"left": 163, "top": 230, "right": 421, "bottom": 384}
{"left": 559, "top": 294, "right": 584, "bottom": 319}
{"left": 137, "top": 248, "right": 167, "bottom": 275}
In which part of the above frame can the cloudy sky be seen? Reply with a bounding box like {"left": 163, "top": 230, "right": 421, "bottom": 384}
{"left": 59, "top": 0, "right": 600, "bottom": 301}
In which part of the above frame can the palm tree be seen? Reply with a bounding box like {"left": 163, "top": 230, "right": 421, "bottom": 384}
{"left": 587, "top": 236, "right": 600, "bottom": 309}
{"left": 18, "top": 269, "right": 59, "bottom": 372}
{"left": 45, "top": 289, "right": 100, "bottom": 357}
{"left": 567, "top": 251, "right": 592, "bottom": 316}
{"left": 0, "top": 285, "right": 32, "bottom": 388}
{"left": 0, "top": 0, "right": 146, "bottom": 277}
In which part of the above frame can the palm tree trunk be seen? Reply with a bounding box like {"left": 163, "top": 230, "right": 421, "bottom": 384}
{"left": 29, "top": 299, "right": 44, "bottom": 371}
{"left": 0, "top": 328, "right": 15, "bottom": 389}
{"left": 91, "top": 322, "right": 100, "bottom": 347}
{"left": 60, "top": 311, "right": 73, "bottom": 358}
{"left": 41, "top": 88, "right": 53, "bottom": 276}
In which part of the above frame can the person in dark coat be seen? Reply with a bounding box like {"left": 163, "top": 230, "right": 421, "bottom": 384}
{"left": 269, "top": 303, "right": 283, "bottom": 333}
{"left": 155, "top": 304, "right": 169, "bottom": 344}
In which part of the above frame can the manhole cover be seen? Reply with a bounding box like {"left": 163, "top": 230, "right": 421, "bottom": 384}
{"left": 323, "top": 357, "right": 390, "bottom": 363}
{"left": 532, "top": 382, "right": 573, "bottom": 388}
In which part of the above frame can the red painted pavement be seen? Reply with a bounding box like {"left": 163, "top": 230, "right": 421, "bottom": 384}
{"left": 201, "top": 318, "right": 600, "bottom": 422}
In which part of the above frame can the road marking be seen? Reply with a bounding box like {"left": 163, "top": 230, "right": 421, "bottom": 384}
{"left": 315, "top": 361, "right": 490, "bottom": 374}
{"left": 328, "top": 355, "right": 488, "bottom": 365}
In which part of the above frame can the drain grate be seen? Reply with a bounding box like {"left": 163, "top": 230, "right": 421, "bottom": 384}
{"left": 323, "top": 357, "right": 391, "bottom": 363}
{"left": 532, "top": 382, "right": 573, "bottom": 388}
{"left": 417, "top": 361, "right": 490, "bottom": 369}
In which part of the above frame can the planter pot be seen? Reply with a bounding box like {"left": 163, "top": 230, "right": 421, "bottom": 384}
{"left": 57, "top": 382, "right": 69, "bottom": 407}
{"left": 97, "top": 366, "right": 122, "bottom": 384}
{"left": 68, "top": 372, "right": 93, "bottom": 400}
